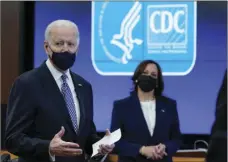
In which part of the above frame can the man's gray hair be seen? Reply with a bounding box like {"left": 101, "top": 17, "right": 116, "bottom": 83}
{"left": 44, "top": 19, "right": 80, "bottom": 44}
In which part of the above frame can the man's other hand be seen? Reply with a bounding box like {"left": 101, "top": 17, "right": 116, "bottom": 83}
{"left": 49, "top": 126, "right": 83, "bottom": 156}
{"left": 97, "top": 129, "right": 115, "bottom": 155}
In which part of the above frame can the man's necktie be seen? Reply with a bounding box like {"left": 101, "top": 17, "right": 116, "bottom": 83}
{"left": 61, "top": 74, "right": 78, "bottom": 133}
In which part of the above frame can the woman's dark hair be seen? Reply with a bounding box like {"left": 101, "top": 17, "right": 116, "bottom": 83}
{"left": 132, "top": 60, "right": 164, "bottom": 96}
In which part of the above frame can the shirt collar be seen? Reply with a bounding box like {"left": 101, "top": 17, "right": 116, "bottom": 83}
{"left": 46, "top": 59, "right": 71, "bottom": 81}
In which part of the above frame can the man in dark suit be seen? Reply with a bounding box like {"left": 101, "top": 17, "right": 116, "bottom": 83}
{"left": 206, "top": 70, "right": 227, "bottom": 162}
{"left": 5, "top": 19, "right": 114, "bottom": 162}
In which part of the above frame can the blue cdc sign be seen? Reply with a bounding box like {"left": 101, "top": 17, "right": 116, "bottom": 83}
{"left": 92, "top": 1, "right": 196, "bottom": 76}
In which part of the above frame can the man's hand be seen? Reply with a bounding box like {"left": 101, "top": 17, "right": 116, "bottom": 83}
{"left": 97, "top": 129, "right": 115, "bottom": 155}
{"left": 49, "top": 126, "right": 83, "bottom": 157}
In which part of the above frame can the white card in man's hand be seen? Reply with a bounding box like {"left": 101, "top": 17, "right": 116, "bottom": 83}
{"left": 91, "top": 129, "right": 121, "bottom": 157}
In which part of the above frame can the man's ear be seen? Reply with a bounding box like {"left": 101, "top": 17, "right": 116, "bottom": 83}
{"left": 44, "top": 41, "right": 49, "bottom": 54}
{"left": 75, "top": 46, "right": 79, "bottom": 55}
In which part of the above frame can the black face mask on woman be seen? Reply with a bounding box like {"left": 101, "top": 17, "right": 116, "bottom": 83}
{"left": 137, "top": 75, "right": 157, "bottom": 92}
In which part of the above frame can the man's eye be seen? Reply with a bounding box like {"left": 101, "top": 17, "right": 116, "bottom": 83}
{"left": 56, "top": 42, "right": 63, "bottom": 46}
{"left": 68, "top": 43, "right": 75, "bottom": 46}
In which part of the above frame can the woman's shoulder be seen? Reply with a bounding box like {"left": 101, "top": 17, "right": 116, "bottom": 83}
{"left": 114, "top": 90, "right": 142, "bottom": 105}
{"left": 159, "top": 95, "right": 177, "bottom": 105}
{"left": 114, "top": 95, "right": 131, "bottom": 106}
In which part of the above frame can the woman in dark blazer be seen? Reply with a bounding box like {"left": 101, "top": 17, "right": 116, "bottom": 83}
{"left": 110, "top": 60, "right": 181, "bottom": 162}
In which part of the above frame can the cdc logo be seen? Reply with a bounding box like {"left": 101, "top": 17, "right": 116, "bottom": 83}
{"left": 149, "top": 7, "right": 185, "bottom": 34}
{"left": 92, "top": 1, "right": 196, "bottom": 76}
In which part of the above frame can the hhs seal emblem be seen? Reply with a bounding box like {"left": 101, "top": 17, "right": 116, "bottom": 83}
{"left": 92, "top": 1, "right": 196, "bottom": 76}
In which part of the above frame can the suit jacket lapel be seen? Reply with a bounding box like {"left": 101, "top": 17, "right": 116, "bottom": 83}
{"left": 37, "top": 62, "right": 77, "bottom": 134}
{"left": 130, "top": 92, "right": 167, "bottom": 141}
{"left": 130, "top": 92, "right": 151, "bottom": 138}
{"left": 70, "top": 71, "right": 85, "bottom": 135}
{"left": 153, "top": 97, "right": 166, "bottom": 139}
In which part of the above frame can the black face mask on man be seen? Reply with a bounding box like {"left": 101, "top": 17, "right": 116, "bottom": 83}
{"left": 137, "top": 75, "right": 157, "bottom": 92}
{"left": 48, "top": 47, "right": 76, "bottom": 71}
